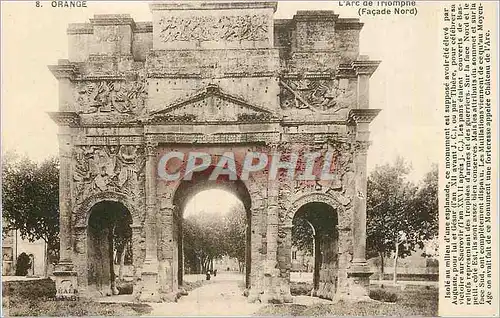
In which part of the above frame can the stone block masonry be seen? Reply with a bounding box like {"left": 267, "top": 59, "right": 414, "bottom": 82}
{"left": 48, "top": 1, "right": 381, "bottom": 303}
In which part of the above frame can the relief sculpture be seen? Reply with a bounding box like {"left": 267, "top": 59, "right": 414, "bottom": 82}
{"left": 158, "top": 15, "right": 268, "bottom": 42}
{"left": 280, "top": 79, "right": 354, "bottom": 112}
{"left": 76, "top": 79, "right": 147, "bottom": 114}
{"left": 72, "top": 145, "right": 145, "bottom": 206}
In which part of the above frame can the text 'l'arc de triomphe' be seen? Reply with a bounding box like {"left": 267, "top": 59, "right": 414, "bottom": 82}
{"left": 49, "top": 2, "right": 381, "bottom": 303}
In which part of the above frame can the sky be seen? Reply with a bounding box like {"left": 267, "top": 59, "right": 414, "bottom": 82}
{"left": 184, "top": 189, "right": 240, "bottom": 217}
{"left": 1, "top": 1, "right": 442, "bottom": 183}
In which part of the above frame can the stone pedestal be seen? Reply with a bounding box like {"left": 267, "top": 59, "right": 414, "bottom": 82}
{"left": 347, "top": 263, "right": 372, "bottom": 300}
{"left": 138, "top": 258, "right": 161, "bottom": 302}
{"left": 54, "top": 260, "right": 78, "bottom": 300}
{"left": 261, "top": 260, "right": 282, "bottom": 304}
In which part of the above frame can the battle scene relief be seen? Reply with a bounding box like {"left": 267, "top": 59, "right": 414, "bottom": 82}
{"left": 72, "top": 145, "right": 146, "bottom": 207}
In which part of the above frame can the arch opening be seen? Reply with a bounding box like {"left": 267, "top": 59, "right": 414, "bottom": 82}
{"left": 291, "top": 202, "right": 338, "bottom": 299}
{"left": 87, "top": 200, "right": 133, "bottom": 297}
{"left": 171, "top": 166, "right": 252, "bottom": 290}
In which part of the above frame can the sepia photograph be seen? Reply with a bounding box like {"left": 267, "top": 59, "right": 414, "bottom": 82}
{"left": 1, "top": 1, "right": 497, "bottom": 317}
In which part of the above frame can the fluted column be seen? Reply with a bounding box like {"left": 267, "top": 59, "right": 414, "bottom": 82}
{"left": 352, "top": 138, "right": 370, "bottom": 264}
{"left": 58, "top": 127, "right": 73, "bottom": 262}
{"left": 138, "top": 141, "right": 161, "bottom": 302}
{"left": 261, "top": 142, "right": 284, "bottom": 303}
{"left": 48, "top": 62, "right": 80, "bottom": 300}
{"left": 345, "top": 56, "right": 381, "bottom": 300}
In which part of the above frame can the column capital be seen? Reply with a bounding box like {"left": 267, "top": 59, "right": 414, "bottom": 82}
{"left": 354, "top": 140, "right": 371, "bottom": 155}
{"left": 145, "top": 140, "right": 158, "bottom": 157}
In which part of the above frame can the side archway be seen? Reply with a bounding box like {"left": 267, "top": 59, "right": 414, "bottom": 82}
{"left": 284, "top": 192, "right": 345, "bottom": 300}
{"left": 72, "top": 192, "right": 141, "bottom": 297}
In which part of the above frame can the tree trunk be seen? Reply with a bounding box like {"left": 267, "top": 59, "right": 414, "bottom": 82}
{"left": 379, "top": 251, "right": 385, "bottom": 280}
{"left": 393, "top": 240, "right": 399, "bottom": 285}
{"left": 44, "top": 240, "right": 49, "bottom": 278}
{"left": 118, "top": 243, "right": 126, "bottom": 281}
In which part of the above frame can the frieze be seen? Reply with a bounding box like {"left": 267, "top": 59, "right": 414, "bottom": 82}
{"left": 158, "top": 15, "right": 269, "bottom": 42}
{"left": 75, "top": 78, "right": 147, "bottom": 115}
{"left": 72, "top": 145, "right": 145, "bottom": 208}
{"left": 280, "top": 79, "right": 354, "bottom": 112}
{"left": 73, "top": 136, "right": 144, "bottom": 146}
{"left": 147, "top": 132, "right": 280, "bottom": 144}
{"left": 284, "top": 133, "right": 346, "bottom": 144}
{"left": 237, "top": 113, "right": 273, "bottom": 122}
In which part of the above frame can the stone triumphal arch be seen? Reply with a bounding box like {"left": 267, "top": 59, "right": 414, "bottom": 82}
{"left": 49, "top": 2, "right": 381, "bottom": 303}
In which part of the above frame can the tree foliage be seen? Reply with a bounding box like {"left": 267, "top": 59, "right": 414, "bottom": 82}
{"left": 292, "top": 204, "right": 337, "bottom": 256}
{"left": 292, "top": 217, "right": 314, "bottom": 255}
{"left": 2, "top": 153, "right": 60, "bottom": 260}
{"left": 366, "top": 158, "right": 439, "bottom": 280}
{"left": 183, "top": 202, "right": 247, "bottom": 273}
{"left": 223, "top": 204, "right": 246, "bottom": 270}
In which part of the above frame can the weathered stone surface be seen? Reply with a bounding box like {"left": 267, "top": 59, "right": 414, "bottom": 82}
{"left": 49, "top": 1, "right": 380, "bottom": 303}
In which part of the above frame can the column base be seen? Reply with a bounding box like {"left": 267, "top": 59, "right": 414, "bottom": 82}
{"left": 347, "top": 262, "right": 373, "bottom": 300}
{"left": 261, "top": 269, "right": 284, "bottom": 304}
{"left": 247, "top": 287, "right": 261, "bottom": 303}
{"left": 160, "top": 291, "right": 179, "bottom": 302}
{"left": 279, "top": 277, "right": 293, "bottom": 303}
{"left": 137, "top": 259, "right": 161, "bottom": 303}
{"left": 53, "top": 260, "right": 78, "bottom": 301}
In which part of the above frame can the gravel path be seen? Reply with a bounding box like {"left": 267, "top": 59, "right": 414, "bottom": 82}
{"left": 146, "top": 273, "right": 263, "bottom": 316}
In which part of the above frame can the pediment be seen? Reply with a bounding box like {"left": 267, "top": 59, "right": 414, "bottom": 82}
{"left": 149, "top": 84, "right": 274, "bottom": 123}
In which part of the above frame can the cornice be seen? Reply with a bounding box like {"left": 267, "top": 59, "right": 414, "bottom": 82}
{"left": 89, "top": 14, "right": 136, "bottom": 28}
{"left": 48, "top": 64, "right": 79, "bottom": 80}
{"left": 48, "top": 112, "right": 80, "bottom": 127}
{"left": 348, "top": 109, "right": 381, "bottom": 124}
{"left": 351, "top": 59, "right": 381, "bottom": 76}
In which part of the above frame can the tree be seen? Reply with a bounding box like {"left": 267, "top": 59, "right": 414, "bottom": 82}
{"left": 292, "top": 217, "right": 314, "bottom": 256}
{"left": 414, "top": 164, "right": 439, "bottom": 251}
{"left": 182, "top": 202, "right": 247, "bottom": 274}
{"left": 183, "top": 210, "right": 228, "bottom": 273}
{"left": 2, "top": 153, "right": 60, "bottom": 275}
{"left": 366, "top": 158, "right": 438, "bottom": 284}
{"left": 223, "top": 204, "right": 246, "bottom": 272}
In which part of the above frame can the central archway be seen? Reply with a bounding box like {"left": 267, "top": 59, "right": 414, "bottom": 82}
{"left": 171, "top": 165, "right": 252, "bottom": 290}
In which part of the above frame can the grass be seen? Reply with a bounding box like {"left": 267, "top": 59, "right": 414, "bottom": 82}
{"left": 2, "top": 278, "right": 152, "bottom": 317}
{"left": 254, "top": 284, "right": 438, "bottom": 317}
{"left": 181, "top": 277, "right": 215, "bottom": 292}
{"left": 290, "top": 281, "right": 313, "bottom": 296}
{"left": 376, "top": 273, "right": 439, "bottom": 281}
{"left": 4, "top": 298, "right": 152, "bottom": 317}
{"left": 369, "top": 288, "right": 398, "bottom": 302}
